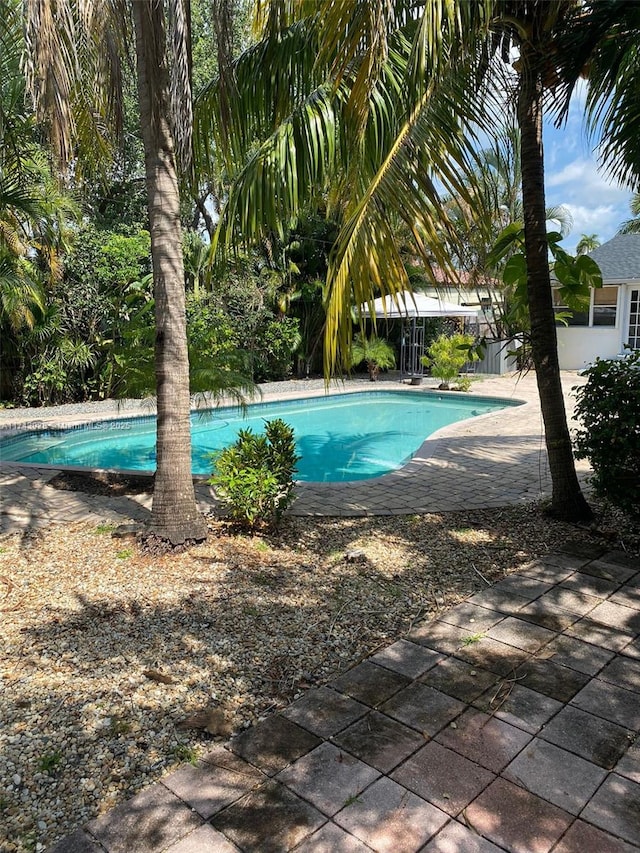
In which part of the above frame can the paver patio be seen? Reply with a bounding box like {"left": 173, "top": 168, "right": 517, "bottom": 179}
{"left": 2, "top": 372, "right": 638, "bottom": 851}
{"left": 45, "top": 545, "right": 640, "bottom": 852}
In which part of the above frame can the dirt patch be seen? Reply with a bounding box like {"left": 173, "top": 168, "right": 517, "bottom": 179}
{"left": 48, "top": 470, "right": 154, "bottom": 496}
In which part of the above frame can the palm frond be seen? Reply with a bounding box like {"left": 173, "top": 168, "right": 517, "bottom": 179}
{"left": 23, "top": 0, "right": 127, "bottom": 176}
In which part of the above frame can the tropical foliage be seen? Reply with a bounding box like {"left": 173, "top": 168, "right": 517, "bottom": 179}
{"left": 574, "top": 350, "right": 640, "bottom": 517}
{"left": 350, "top": 334, "right": 396, "bottom": 381}
{"left": 422, "top": 333, "right": 477, "bottom": 390}
{"left": 210, "top": 418, "right": 300, "bottom": 529}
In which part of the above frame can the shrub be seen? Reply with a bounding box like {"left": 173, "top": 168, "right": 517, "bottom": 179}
{"left": 421, "top": 333, "right": 477, "bottom": 390}
{"left": 210, "top": 418, "right": 300, "bottom": 529}
{"left": 350, "top": 334, "right": 396, "bottom": 380}
{"left": 573, "top": 350, "right": 640, "bottom": 517}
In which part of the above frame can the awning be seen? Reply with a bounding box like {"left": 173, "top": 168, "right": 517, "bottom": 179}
{"left": 359, "top": 290, "right": 478, "bottom": 319}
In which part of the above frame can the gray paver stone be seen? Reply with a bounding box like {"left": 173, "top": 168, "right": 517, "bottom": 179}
{"left": 281, "top": 686, "right": 368, "bottom": 738}
{"left": 369, "top": 639, "right": 444, "bottom": 678}
{"left": 486, "top": 616, "right": 557, "bottom": 653}
{"left": 541, "top": 704, "right": 634, "bottom": 769}
{"left": 292, "top": 822, "right": 372, "bottom": 852}
{"left": 552, "top": 819, "right": 640, "bottom": 853}
{"left": 492, "top": 575, "right": 554, "bottom": 599}
{"left": 539, "top": 634, "right": 614, "bottom": 675}
{"left": 581, "top": 773, "right": 640, "bottom": 847}
{"left": 472, "top": 682, "right": 562, "bottom": 734}
{"left": 615, "top": 736, "right": 640, "bottom": 784}
{"left": 161, "top": 755, "right": 264, "bottom": 819}
{"left": 380, "top": 682, "right": 465, "bottom": 735}
{"left": 434, "top": 707, "right": 531, "bottom": 772}
{"left": 503, "top": 737, "right": 606, "bottom": 814}
{"left": 571, "top": 678, "right": 640, "bottom": 731}
{"left": 390, "top": 741, "right": 494, "bottom": 817}
{"left": 534, "top": 587, "right": 601, "bottom": 617}
{"left": 229, "top": 713, "right": 321, "bottom": 776}
{"left": 454, "top": 636, "right": 529, "bottom": 676}
{"left": 164, "top": 824, "right": 241, "bottom": 853}
{"left": 516, "top": 600, "right": 580, "bottom": 632}
{"left": 211, "top": 780, "right": 324, "bottom": 853}
{"left": 514, "top": 658, "right": 589, "bottom": 703}
{"left": 466, "top": 587, "right": 530, "bottom": 615}
{"left": 421, "top": 820, "right": 506, "bottom": 853}
{"left": 407, "top": 620, "right": 475, "bottom": 655}
{"left": 46, "top": 830, "right": 103, "bottom": 853}
{"left": 438, "top": 602, "right": 505, "bottom": 632}
{"left": 588, "top": 600, "right": 640, "bottom": 634}
{"left": 329, "top": 661, "right": 411, "bottom": 708}
{"left": 333, "top": 710, "right": 424, "bottom": 773}
{"left": 419, "top": 657, "right": 500, "bottom": 703}
{"left": 276, "top": 742, "right": 380, "bottom": 816}
{"left": 582, "top": 558, "right": 637, "bottom": 583}
{"left": 559, "top": 571, "right": 620, "bottom": 599}
{"left": 565, "top": 615, "right": 635, "bottom": 650}
{"left": 334, "top": 776, "right": 448, "bottom": 853}
{"left": 86, "top": 782, "right": 203, "bottom": 853}
{"left": 611, "top": 584, "right": 640, "bottom": 612}
{"left": 464, "top": 776, "right": 573, "bottom": 853}
{"left": 598, "top": 654, "right": 640, "bottom": 694}
{"left": 622, "top": 635, "right": 640, "bottom": 661}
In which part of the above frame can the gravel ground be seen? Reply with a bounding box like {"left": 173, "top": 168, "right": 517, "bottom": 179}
{"left": 2, "top": 505, "right": 638, "bottom": 853}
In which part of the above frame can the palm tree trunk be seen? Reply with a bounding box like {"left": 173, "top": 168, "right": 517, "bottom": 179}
{"left": 517, "top": 46, "right": 592, "bottom": 523}
{"left": 132, "top": 0, "right": 207, "bottom": 544}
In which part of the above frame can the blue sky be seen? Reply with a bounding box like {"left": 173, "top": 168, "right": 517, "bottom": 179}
{"left": 543, "top": 84, "right": 634, "bottom": 254}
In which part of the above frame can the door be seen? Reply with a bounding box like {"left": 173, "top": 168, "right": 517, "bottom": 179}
{"left": 629, "top": 289, "right": 640, "bottom": 350}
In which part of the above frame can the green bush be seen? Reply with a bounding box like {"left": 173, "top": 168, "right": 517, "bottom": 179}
{"left": 421, "top": 333, "right": 477, "bottom": 390}
{"left": 210, "top": 418, "right": 300, "bottom": 529}
{"left": 350, "top": 334, "right": 396, "bottom": 380}
{"left": 573, "top": 350, "right": 640, "bottom": 516}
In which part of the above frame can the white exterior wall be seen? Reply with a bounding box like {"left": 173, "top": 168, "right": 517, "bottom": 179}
{"left": 556, "top": 327, "right": 621, "bottom": 370}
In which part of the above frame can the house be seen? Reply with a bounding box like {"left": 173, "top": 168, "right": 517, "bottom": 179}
{"left": 555, "top": 233, "right": 640, "bottom": 370}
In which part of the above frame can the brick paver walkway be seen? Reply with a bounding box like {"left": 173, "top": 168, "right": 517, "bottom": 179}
{"left": 48, "top": 546, "right": 640, "bottom": 852}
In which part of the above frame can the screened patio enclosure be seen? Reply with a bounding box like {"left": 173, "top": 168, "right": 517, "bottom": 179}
{"left": 359, "top": 290, "right": 479, "bottom": 380}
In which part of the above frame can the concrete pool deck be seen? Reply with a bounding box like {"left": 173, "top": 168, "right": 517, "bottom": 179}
{"left": 0, "top": 371, "right": 591, "bottom": 534}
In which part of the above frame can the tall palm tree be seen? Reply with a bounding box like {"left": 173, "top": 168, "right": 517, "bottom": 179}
{"left": 24, "top": 0, "right": 208, "bottom": 543}
{"left": 204, "top": 0, "right": 593, "bottom": 522}
{"left": 618, "top": 195, "right": 640, "bottom": 235}
{"left": 490, "top": 1, "right": 592, "bottom": 522}
{"left": 576, "top": 233, "right": 600, "bottom": 254}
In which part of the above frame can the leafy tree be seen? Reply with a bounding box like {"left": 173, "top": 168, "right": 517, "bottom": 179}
{"left": 0, "top": 2, "right": 81, "bottom": 401}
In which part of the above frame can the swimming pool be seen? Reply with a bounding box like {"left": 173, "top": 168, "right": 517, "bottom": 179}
{"left": 0, "top": 391, "right": 520, "bottom": 482}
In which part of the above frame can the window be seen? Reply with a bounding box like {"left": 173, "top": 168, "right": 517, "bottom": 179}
{"left": 593, "top": 286, "right": 618, "bottom": 326}
{"left": 553, "top": 290, "right": 588, "bottom": 326}
{"left": 553, "top": 285, "right": 618, "bottom": 328}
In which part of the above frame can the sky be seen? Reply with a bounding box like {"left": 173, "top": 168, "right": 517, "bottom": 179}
{"left": 542, "top": 83, "right": 634, "bottom": 254}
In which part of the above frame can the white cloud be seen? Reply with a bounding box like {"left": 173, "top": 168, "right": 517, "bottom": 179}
{"left": 560, "top": 204, "right": 626, "bottom": 253}
{"left": 543, "top": 154, "right": 632, "bottom": 250}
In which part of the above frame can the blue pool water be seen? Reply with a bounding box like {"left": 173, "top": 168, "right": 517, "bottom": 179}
{"left": 0, "top": 391, "right": 519, "bottom": 482}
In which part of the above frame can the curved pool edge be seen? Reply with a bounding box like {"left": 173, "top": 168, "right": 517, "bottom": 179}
{"left": 0, "top": 384, "right": 526, "bottom": 482}
{"left": 0, "top": 372, "right": 591, "bottom": 522}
